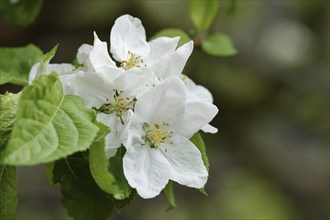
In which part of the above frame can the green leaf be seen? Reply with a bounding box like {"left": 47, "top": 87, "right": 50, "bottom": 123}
{"left": 36, "top": 44, "right": 58, "bottom": 78}
{"left": 190, "top": 132, "right": 209, "bottom": 172}
{"left": 151, "top": 28, "right": 191, "bottom": 47}
{"left": 189, "top": 0, "right": 220, "bottom": 32}
{"left": 202, "top": 33, "right": 237, "bottom": 57}
{"left": 112, "top": 189, "right": 136, "bottom": 210}
{"left": 0, "top": 44, "right": 43, "bottom": 86}
{"left": 0, "top": 92, "right": 20, "bottom": 150}
{"left": 53, "top": 152, "right": 114, "bottom": 220}
{"left": 41, "top": 44, "right": 58, "bottom": 64}
{"left": 190, "top": 132, "right": 210, "bottom": 196}
{"left": 89, "top": 133, "right": 132, "bottom": 200}
{"left": 0, "top": 165, "right": 17, "bottom": 220}
{"left": 0, "top": 73, "right": 99, "bottom": 165}
{"left": 164, "top": 181, "right": 176, "bottom": 211}
{"left": 0, "top": 0, "right": 43, "bottom": 27}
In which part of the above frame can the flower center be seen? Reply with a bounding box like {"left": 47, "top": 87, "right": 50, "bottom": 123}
{"left": 99, "top": 89, "right": 136, "bottom": 124}
{"left": 143, "top": 123, "right": 173, "bottom": 148}
{"left": 120, "top": 51, "right": 146, "bottom": 70}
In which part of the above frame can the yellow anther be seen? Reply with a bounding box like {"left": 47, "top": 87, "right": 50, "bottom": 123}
{"left": 144, "top": 123, "right": 173, "bottom": 148}
{"left": 120, "top": 51, "right": 146, "bottom": 70}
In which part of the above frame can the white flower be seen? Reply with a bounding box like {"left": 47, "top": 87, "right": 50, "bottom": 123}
{"left": 88, "top": 14, "right": 193, "bottom": 80}
{"left": 183, "top": 76, "right": 218, "bottom": 133}
{"left": 121, "top": 77, "right": 218, "bottom": 198}
{"left": 76, "top": 44, "right": 93, "bottom": 72}
{"left": 60, "top": 68, "right": 157, "bottom": 155}
{"left": 88, "top": 33, "right": 124, "bottom": 81}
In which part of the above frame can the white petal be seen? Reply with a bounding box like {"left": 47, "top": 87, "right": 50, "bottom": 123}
{"left": 173, "top": 101, "right": 218, "bottom": 138}
{"left": 123, "top": 144, "right": 169, "bottom": 199}
{"left": 185, "top": 77, "right": 213, "bottom": 103}
{"left": 90, "top": 32, "right": 119, "bottom": 78}
{"left": 59, "top": 71, "right": 113, "bottom": 108}
{"left": 121, "top": 110, "right": 145, "bottom": 150}
{"left": 145, "top": 37, "right": 179, "bottom": 79}
{"left": 113, "top": 68, "right": 157, "bottom": 98}
{"left": 110, "top": 14, "right": 149, "bottom": 61}
{"left": 29, "top": 63, "right": 75, "bottom": 84}
{"left": 76, "top": 44, "right": 93, "bottom": 67}
{"left": 28, "top": 63, "right": 40, "bottom": 83}
{"left": 164, "top": 41, "right": 193, "bottom": 78}
{"left": 96, "top": 113, "right": 124, "bottom": 158}
{"left": 201, "top": 124, "right": 218, "bottom": 134}
{"left": 135, "top": 77, "right": 186, "bottom": 124}
{"left": 160, "top": 135, "right": 208, "bottom": 188}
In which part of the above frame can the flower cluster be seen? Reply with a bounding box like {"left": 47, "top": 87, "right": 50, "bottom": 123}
{"left": 29, "top": 14, "right": 218, "bottom": 199}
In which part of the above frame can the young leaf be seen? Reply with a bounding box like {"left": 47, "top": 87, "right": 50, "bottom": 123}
{"left": 53, "top": 153, "right": 114, "bottom": 220}
{"left": 0, "top": 93, "right": 20, "bottom": 150}
{"left": 190, "top": 132, "right": 209, "bottom": 172}
{"left": 190, "top": 132, "right": 209, "bottom": 196}
{"left": 0, "top": 73, "right": 99, "bottom": 165}
{"left": 89, "top": 134, "right": 132, "bottom": 200}
{"left": 0, "top": 44, "right": 43, "bottom": 86}
{"left": 0, "top": 0, "right": 43, "bottom": 27}
{"left": 151, "top": 28, "right": 191, "bottom": 47}
{"left": 37, "top": 44, "right": 59, "bottom": 77}
{"left": 202, "top": 33, "right": 237, "bottom": 57}
{"left": 164, "top": 181, "right": 177, "bottom": 211}
{"left": 0, "top": 165, "right": 17, "bottom": 220}
{"left": 189, "top": 0, "right": 220, "bottom": 32}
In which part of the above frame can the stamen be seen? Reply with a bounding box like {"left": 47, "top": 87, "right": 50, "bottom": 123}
{"left": 99, "top": 89, "right": 136, "bottom": 124}
{"left": 144, "top": 122, "right": 173, "bottom": 148}
{"left": 120, "top": 51, "right": 146, "bottom": 70}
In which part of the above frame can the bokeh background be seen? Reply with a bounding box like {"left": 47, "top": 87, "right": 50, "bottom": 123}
{"left": 1, "top": 0, "right": 329, "bottom": 219}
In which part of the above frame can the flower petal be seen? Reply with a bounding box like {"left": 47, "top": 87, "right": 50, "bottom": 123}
{"left": 201, "top": 124, "right": 218, "bottom": 133}
{"left": 185, "top": 77, "right": 213, "bottom": 103}
{"left": 110, "top": 14, "right": 149, "bottom": 61}
{"left": 59, "top": 71, "right": 113, "bottom": 108}
{"left": 145, "top": 37, "right": 179, "bottom": 79}
{"left": 90, "top": 32, "right": 121, "bottom": 80}
{"left": 29, "top": 63, "right": 75, "bottom": 84}
{"left": 160, "top": 135, "right": 208, "bottom": 188}
{"left": 76, "top": 44, "right": 93, "bottom": 70}
{"left": 121, "top": 110, "right": 145, "bottom": 150}
{"left": 113, "top": 68, "right": 157, "bottom": 98}
{"left": 173, "top": 101, "right": 218, "bottom": 138}
{"left": 163, "top": 40, "right": 194, "bottom": 78}
{"left": 123, "top": 144, "right": 170, "bottom": 199}
{"left": 135, "top": 77, "right": 186, "bottom": 124}
{"left": 96, "top": 113, "right": 124, "bottom": 158}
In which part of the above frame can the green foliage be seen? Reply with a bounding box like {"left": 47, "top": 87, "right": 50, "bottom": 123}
{"left": 53, "top": 152, "right": 114, "bottom": 220}
{"left": 202, "top": 33, "right": 237, "bottom": 57}
{"left": 0, "top": 0, "right": 43, "bottom": 27}
{"left": 189, "top": 0, "right": 220, "bottom": 32}
{"left": 0, "top": 73, "right": 99, "bottom": 165}
{"left": 0, "top": 44, "right": 43, "bottom": 86}
{"left": 37, "top": 44, "right": 58, "bottom": 78}
{"left": 190, "top": 132, "right": 209, "bottom": 171}
{"left": 112, "top": 189, "right": 136, "bottom": 210}
{"left": 89, "top": 133, "right": 132, "bottom": 200}
{"left": 151, "top": 28, "right": 191, "bottom": 47}
{"left": 164, "top": 181, "right": 176, "bottom": 211}
{"left": 0, "top": 93, "right": 20, "bottom": 150}
{"left": 190, "top": 133, "right": 209, "bottom": 196}
{"left": 0, "top": 165, "right": 17, "bottom": 220}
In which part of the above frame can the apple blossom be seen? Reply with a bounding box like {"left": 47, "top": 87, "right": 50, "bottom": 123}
{"left": 121, "top": 77, "right": 218, "bottom": 198}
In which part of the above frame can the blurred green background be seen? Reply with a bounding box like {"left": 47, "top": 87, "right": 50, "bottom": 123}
{"left": 0, "top": 0, "right": 329, "bottom": 219}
